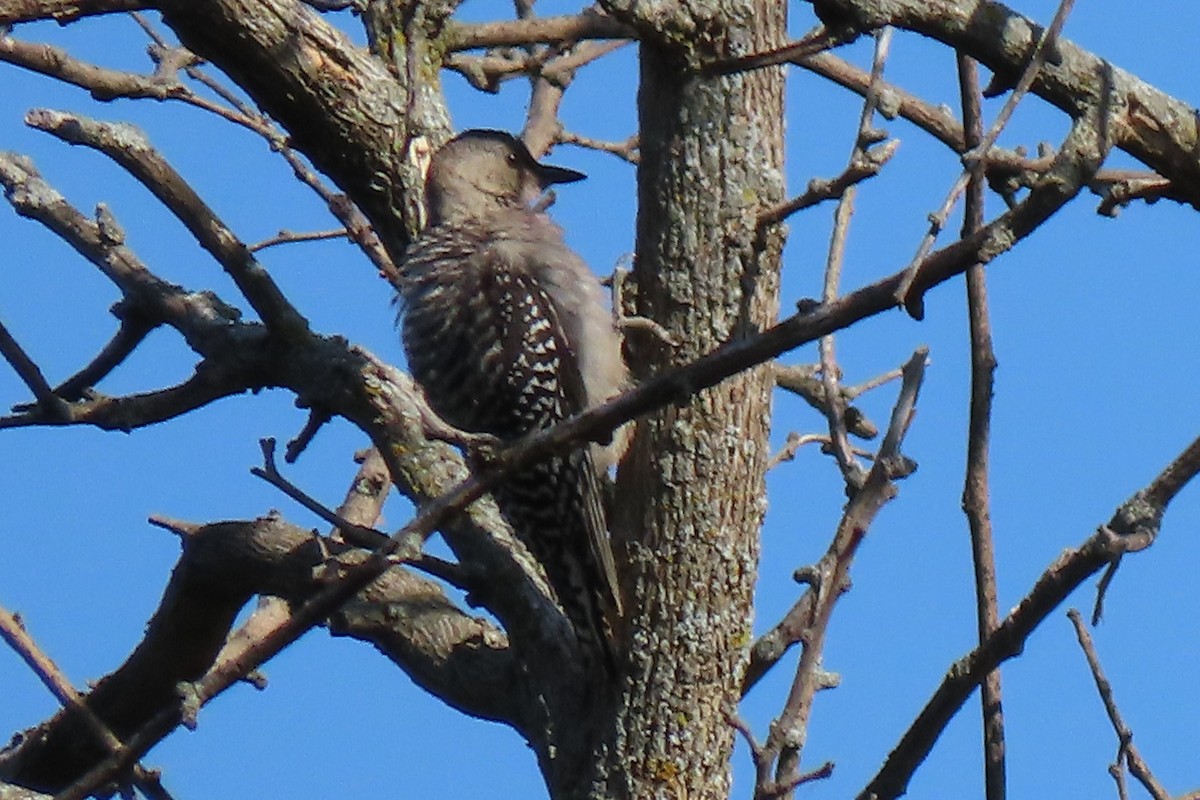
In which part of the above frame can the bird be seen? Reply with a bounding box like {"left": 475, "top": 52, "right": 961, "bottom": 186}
{"left": 392, "top": 129, "right": 626, "bottom": 676}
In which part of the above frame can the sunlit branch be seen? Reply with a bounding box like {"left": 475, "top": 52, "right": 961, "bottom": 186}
{"left": 27, "top": 109, "right": 309, "bottom": 336}
{"left": 1067, "top": 609, "right": 1170, "bottom": 800}
{"left": 859, "top": 432, "right": 1200, "bottom": 800}
{"left": 0, "top": 608, "right": 172, "bottom": 800}
{"left": 0, "top": 0, "right": 144, "bottom": 25}
{"left": 444, "top": 9, "right": 633, "bottom": 51}
{"left": 957, "top": 49, "right": 1006, "bottom": 800}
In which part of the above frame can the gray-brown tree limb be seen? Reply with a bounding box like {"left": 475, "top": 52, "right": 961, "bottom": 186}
{"left": 860, "top": 434, "right": 1200, "bottom": 800}
{"left": 3, "top": 1, "right": 1200, "bottom": 799}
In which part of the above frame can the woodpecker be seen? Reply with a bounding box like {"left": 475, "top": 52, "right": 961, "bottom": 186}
{"left": 393, "top": 129, "right": 626, "bottom": 675}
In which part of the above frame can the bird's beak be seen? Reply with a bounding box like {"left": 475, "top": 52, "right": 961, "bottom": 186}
{"left": 535, "top": 161, "right": 586, "bottom": 187}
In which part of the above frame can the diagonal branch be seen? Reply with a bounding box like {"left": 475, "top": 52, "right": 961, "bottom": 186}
{"left": 858, "top": 432, "right": 1200, "bottom": 800}
{"left": 0, "top": 513, "right": 514, "bottom": 795}
{"left": 53, "top": 311, "right": 157, "bottom": 400}
{"left": 0, "top": 320, "right": 67, "bottom": 419}
{"left": 757, "top": 138, "right": 898, "bottom": 230}
{"left": 1067, "top": 609, "right": 1170, "bottom": 800}
{"left": 443, "top": 8, "right": 633, "bottom": 51}
{"left": 759, "top": 347, "right": 927, "bottom": 799}
{"left": 26, "top": 109, "right": 309, "bottom": 337}
{"left": 0, "top": 0, "right": 144, "bottom": 25}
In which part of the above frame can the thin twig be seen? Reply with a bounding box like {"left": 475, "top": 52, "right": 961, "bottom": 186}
{"left": 757, "top": 138, "right": 899, "bottom": 230}
{"left": 894, "top": 0, "right": 1080, "bottom": 311}
{"left": 753, "top": 348, "right": 926, "bottom": 800}
{"left": 1067, "top": 609, "right": 1170, "bottom": 800}
{"left": 859, "top": 432, "right": 1200, "bottom": 800}
{"left": 0, "top": 318, "right": 67, "bottom": 419}
{"left": 842, "top": 365, "right": 904, "bottom": 400}
{"left": 251, "top": 438, "right": 389, "bottom": 546}
{"left": 957, "top": 51, "right": 1007, "bottom": 800}
{"left": 817, "top": 26, "right": 893, "bottom": 492}
{"left": 0, "top": 607, "right": 174, "bottom": 800}
{"left": 767, "top": 431, "right": 874, "bottom": 470}
{"left": 557, "top": 129, "right": 639, "bottom": 164}
{"left": 53, "top": 313, "right": 157, "bottom": 400}
{"left": 968, "top": 0, "right": 1079, "bottom": 164}
{"left": 249, "top": 228, "right": 351, "bottom": 252}
{"left": 285, "top": 407, "right": 333, "bottom": 463}
{"left": 775, "top": 363, "right": 879, "bottom": 440}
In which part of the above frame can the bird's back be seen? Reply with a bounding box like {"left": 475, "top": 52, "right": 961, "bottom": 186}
{"left": 396, "top": 208, "right": 625, "bottom": 675}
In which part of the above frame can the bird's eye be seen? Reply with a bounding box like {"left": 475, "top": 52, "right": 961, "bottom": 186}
{"left": 506, "top": 151, "right": 519, "bottom": 165}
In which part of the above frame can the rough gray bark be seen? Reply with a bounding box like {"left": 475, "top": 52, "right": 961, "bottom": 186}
{"left": 6, "top": 0, "right": 1200, "bottom": 798}
{"left": 600, "top": 1, "right": 786, "bottom": 797}
{"left": 156, "top": 0, "right": 453, "bottom": 247}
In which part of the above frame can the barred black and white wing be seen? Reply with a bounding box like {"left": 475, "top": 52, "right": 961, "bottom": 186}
{"left": 397, "top": 224, "right": 623, "bottom": 674}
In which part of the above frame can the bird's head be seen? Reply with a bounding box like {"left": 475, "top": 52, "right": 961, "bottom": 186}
{"left": 424, "top": 129, "right": 585, "bottom": 226}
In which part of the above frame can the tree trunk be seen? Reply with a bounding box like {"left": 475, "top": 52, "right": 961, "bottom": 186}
{"left": 604, "top": 2, "right": 786, "bottom": 797}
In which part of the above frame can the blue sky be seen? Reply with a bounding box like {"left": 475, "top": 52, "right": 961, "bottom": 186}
{"left": 2, "top": 1, "right": 1200, "bottom": 797}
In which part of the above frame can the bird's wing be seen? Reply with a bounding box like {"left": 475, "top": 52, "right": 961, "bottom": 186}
{"left": 477, "top": 241, "right": 626, "bottom": 641}
{"left": 577, "top": 446, "right": 625, "bottom": 621}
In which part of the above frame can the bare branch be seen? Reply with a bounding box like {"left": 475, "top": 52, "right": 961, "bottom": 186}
{"left": 444, "top": 9, "right": 633, "bottom": 51}
{"left": 815, "top": 27, "right": 895, "bottom": 492}
{"left": 0, "top": 319, "right": 67, "bottom": 419}
{"left": 1141, "top": 433, "right": 1200, "bottom": 511}
{"left": 0, "top": 0, "right": 144, "bottom": 26}
{"left": 795, "top": 39, "right": 1180, "bottom": 217}
{"left": 766, "top": 431, "right": 875, "bottom": 471}
{"left": 0, "top": 608, "right": 172, "bottom": 800}
{"left": 774, "top": 363, "right": 878, "bottom": 440}
{"left": 859, "top": 432, "right": 1200, "bottom": 800}
{"left": 26, "top": 109, "right": 310, "bottom": 336}
{"left": 249, "top": 227, "right": 350, "bottom": 252}
{"left": 969, "top": 0, "right": 1078, "bottom": 160}
{"left": 0, "top": 153, "right": 236, "bottom": 342}
{"left": 760, "top": 347, "right": 927, "bottom": 798}
{"left": 842, "top": 365, "right": 903, "bottom": 401}
{"left": 899, "top": 106, "right": 1108, "bottom": 318}
{"left": 1067, "top": 609, "right": 1170, "bottom": 800}
{"left": 445, "top": 47, "right": 555, "bottom": 94}
{"left": 0, "top": 32, "right": 180, "bottom": 101}
{"left": 3, "top": 14, "right": 396, "bottom": 282}
{"left": 957, "top": 50, "right": 1007, "bottom": 800}
{"left": 742, "top": 593, "right": 812, "bottom": 694}
{"left": 798, "top": 51, "right": 966, "bottom": 153}
{"left": 895, "top": 0, "right": 1080, "bottom": 310}
{"left": 251, "top": 437, "right": 391, "bottom": 548}
{"left": 801, "top": 0, "right": 1200, "bottom": 208}
{"left": 523, "top": 40, "right": 629, "bottom": 156}
{"left": 757, "top": 138, "right": 898, "bottom": 229}
{"left": 53, "top": 311, "right": 156, "bottom": 400}
{"left": 557, "top": 129, "right": 639, "bottom": 164}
